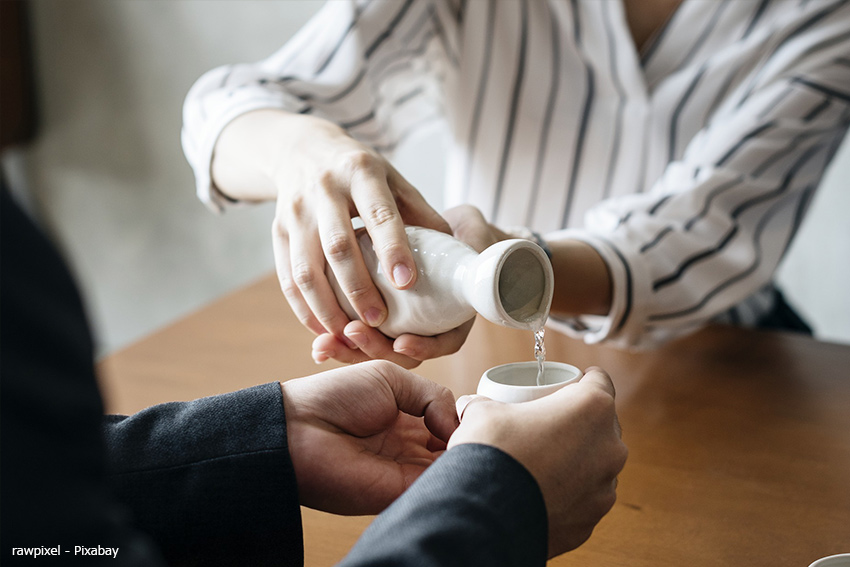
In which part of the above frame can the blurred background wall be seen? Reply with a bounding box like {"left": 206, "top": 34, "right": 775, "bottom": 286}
{"left": 3, "top": 0, "right": 848, "bottom": 356}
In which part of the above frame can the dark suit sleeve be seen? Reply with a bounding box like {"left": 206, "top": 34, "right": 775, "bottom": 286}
{"left": 339, "top": 443, "right": 549, "bottom": 567}
{"left": 103, "top": 383, "right": 303, "bottom": 567}
{"left": 1, "top": 186, "right": 303, "bottom": 566}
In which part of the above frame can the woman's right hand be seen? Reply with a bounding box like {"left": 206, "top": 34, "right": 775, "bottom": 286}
{"left": 212, "top": 110, "right": 451, "bottom": 345}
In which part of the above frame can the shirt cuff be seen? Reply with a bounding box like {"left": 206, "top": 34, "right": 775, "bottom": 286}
{"left": 182, "top": 75, "right": 307, "bottom": 213}
{"left": 544, "top": 228, "right": 651, "bottom": 349}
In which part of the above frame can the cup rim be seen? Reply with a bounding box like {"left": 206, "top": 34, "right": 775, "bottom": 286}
{"left": 809, "top": 554, "right": 850, "bottom": 567}
{"left": 483, "top": 361, "right": 582, "bottom": 389}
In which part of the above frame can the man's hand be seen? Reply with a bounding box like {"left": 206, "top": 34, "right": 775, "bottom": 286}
{"left": 451, "top": 367, "right": 628, "bottom": 558}
{"left": 280, "top": 360, "right": 459, "bottom": 515}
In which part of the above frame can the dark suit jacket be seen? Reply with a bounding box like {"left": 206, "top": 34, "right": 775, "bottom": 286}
{"left": 1, "top": 185, "right": 547, "bottom": 566}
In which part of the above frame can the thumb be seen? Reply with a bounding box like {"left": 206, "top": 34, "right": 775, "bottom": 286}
{"left": 378, "top": 362, "right": 460, "bottom": 442}
{"left": 455, "top": 394, "right": 493, "bottom": 421}
{"left": 577, "top": 366, "right": 616, "bottom": 399}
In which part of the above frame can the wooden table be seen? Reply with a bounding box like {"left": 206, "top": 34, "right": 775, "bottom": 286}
{"left": 99, "top": 274, "right": 850, "bottom": 566}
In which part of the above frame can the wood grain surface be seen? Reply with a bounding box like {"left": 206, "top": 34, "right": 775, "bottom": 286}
{"left": 99, "top": 274, "right": 850, "bottom": 566}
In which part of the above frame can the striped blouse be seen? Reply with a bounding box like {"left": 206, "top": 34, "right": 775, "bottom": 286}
{"left": 182, "top": 0, "right": 850, "bottom": 348}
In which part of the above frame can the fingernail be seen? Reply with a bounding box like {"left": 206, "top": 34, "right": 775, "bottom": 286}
{"left": 456, "top": 394, "right": 489, "bottom": 420}
{"left": 312, "top": 350, "right": 331, "bottom": 364}
{"left": 364, "top": 307, "right": 385, "bottom": 327}
{"left": 455, "top": 395, "right": 473, "bottom": 420}
{"left": 392, "top": 263, "right": 413, "bottom": 287}
{"left": 346, "top": 330, "right": 368, "bottom": 348}
{"left": 393, "top": 344, "right": 414, "bottom": 357}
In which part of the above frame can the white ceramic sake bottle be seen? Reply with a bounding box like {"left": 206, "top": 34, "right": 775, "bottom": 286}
{"left": 327, "top": 226, "right": 554, "bottom": 338}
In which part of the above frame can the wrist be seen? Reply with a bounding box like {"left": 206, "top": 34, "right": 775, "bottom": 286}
{"left": 267, "top": 113, "right": 358, "bottom": 197}
{"left": 212, "top": 109, "right": 292, "bottom": 201}
{"left": 548, "top": 238, "right": 612, "bottom": 316}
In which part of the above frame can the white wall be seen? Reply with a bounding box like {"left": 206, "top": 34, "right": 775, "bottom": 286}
{"left": 10, "top": 0, "right": 847, "bottom": 355}
{"left": 15, "top": 1, "right": 318, "bottom": 355}
{"left": 776, "top": 137, "right": 850, "bottom": 344}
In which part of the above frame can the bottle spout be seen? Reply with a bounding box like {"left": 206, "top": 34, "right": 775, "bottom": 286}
{"left": 464, "top": 239, "right": 554, "bottom": 331}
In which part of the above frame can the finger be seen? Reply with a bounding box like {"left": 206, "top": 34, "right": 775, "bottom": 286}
{"left": 392, "top": 318, "right": 475, "bottom": 361}
{"left": 349, "top": 167, "right": 417, "bottom": 290}
{"left": 442, "top": 205, "right": 496, "bottom": 253}
{"left": 369, "top": 360, "right": 459, "bottom": 442}
{"left": 388, "top": 167, "right": 452, "bottom": 235}
{"left": 578, "top": 366, "right": 616, "bottom": 399}
{"left": 272, "top": 218, "right": 324, "bottom": 336}
{"left": 316, "top": 190, "right": 388, "bottom": 328}
{"left": 287, "top": 212, "right": 357, "bottom": 345}
{"left": 613, "top": 413, "right": 623, "bottom": 439}
{"left": 426, "top": 434, "right": 448, "bottom": 453}
{"left": 455, "top": 394, "right": 492, "bottom": 421}
{"left": 311, "top": 333, "right": 359, "bottom": 364}
{"left": 343, "top": 321, "right": 422, "bottom": 369}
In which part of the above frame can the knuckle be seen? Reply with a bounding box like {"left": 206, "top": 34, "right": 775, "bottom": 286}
{"left": 317, "top": 170, "right": 338, "bottom": 194}
{"left": 375, "top": 241, "right": 409, "bottom": 267}
{"left": 454, "top": 204, "right": 481, "bottom": 218}
{"left": 343, "top": 149, "right": 380, "bottom": 173}
{"left": 344, "top": 281, "right": 374, "bottom": 303}
{"left": 324, "top": 232, "right": 356, "bottom": 263}
{"left": 322, "top": 312, "right": 348, "bottom": 333}
{"left": 289, "top": 192, "right": 310, "bottom": 219}
{"left": 365, "top": 202, "right": 400, "bottom": 229}
{"left": 291, "top": 262, "right": 320, "bottom": 291}
{"left": 279, "top": 276, "right": 299, "bottom": 300}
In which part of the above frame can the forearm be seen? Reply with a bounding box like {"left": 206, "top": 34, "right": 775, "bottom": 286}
{"left": 211, "top": 109, "right": 347, "bottom": 202}
{"left": 548, "top": 238, "right": 613, "bottom": 317}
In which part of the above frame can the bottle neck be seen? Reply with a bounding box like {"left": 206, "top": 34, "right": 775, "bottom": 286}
{"left": 462, "top": 240, "right": 553, "bottom": 330}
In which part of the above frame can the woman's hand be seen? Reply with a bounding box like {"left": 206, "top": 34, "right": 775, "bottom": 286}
{"left": 280, "top": 360, "right": 459, "bottom": 515}
{"left": 212, "top": 110, "right": 451, "bottom": 346}
{"left": 310, "top": 205, "right": 511, "bottom": 368}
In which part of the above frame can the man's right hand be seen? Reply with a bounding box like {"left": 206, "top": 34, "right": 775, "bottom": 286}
{"left": 450, "top": 367, "right": 628, "bottom": 558}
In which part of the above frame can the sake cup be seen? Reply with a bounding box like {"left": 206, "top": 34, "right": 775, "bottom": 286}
{"left": 477, "top": 361, "right": 582, "bottom": 403}
{"left": 809, "top": 554, "right": 850, "bottom": 567}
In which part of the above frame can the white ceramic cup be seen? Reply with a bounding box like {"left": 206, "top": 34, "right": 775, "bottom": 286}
{"left": 477, "top": 361, "right": 583, "bottom": 403}
{"left": 809, "top": 554, "right": 850, "bottom": 567}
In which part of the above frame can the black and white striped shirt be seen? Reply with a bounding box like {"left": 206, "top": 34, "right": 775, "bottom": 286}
{"left": 183, "top": 0, "right": 850, "bottom": 348}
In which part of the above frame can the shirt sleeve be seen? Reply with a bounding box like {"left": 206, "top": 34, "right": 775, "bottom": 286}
{"left": 181, "top": 0, "right": 459, "bottom": 212}
{"left": 548, "top": 4, "right": 850, "bottom": 349}
{"left": 338, "top": 443, "right": 548, "bottom": 567}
